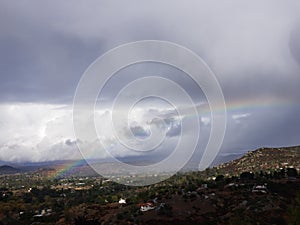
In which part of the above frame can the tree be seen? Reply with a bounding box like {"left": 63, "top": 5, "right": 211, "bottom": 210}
{"left": 287, "top": 168, "right": 298, "bottom": 178}
{"left": 74, "top": 216, "right": 100, "bottom": 225}
{"left": 216, "top": 175, "right": 225, "bottom": 182}
{"left": 288, "top": 192, "right": 300, "bottom": 225}
{"left": 240, "top": 172, "right": 254, "bottom": 180}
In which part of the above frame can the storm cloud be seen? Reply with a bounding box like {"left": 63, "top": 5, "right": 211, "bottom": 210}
{"left": 0, "top": 0, "right": 300, "bottom": 165}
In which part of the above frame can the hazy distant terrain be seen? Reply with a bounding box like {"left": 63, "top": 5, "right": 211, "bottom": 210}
{"left": 0, "top": 146, "right": 298, "bottom": 178}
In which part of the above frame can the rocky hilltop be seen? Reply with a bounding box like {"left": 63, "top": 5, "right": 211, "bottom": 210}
{"left": 214, "top": 145, "right": 300, "bottom": 176}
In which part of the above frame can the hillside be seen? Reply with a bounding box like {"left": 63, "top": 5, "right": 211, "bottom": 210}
{"left": 0, "top": 165, "right": 20, "bottom": 174}
{"left": 213, "top": 145, "right": 300, "bottom": 177}
{"left": 0, "top": 145, "right": 299, "bottom": 225}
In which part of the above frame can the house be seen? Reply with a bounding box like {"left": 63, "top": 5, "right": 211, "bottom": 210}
{"left": 140, "top": 202, "right": 156, "bottom": 212}
{"left": 252, "top": 185, "right": 268, "bottom": 194}
{"left": 197, "top": 183, "right": 208, "bottom": 191}
{"left": 225, "top": 183, "right": 238, "bottom": 189}
{"left": 118, "top": 198, "right": 126, "bottom": 204}
{"left": 33, "top": 209, "right": 52, "bottom": 218}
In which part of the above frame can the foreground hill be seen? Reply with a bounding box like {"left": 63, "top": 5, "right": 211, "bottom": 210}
{"left": 212, "top": 145, "right": 300, "bottom": 177}
{"left": 0, "top": 145, "right": 299, "bottom": 225}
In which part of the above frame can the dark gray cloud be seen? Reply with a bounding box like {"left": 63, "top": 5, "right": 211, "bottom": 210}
{"left": 0, "top": 0, "right": 300, "bottom": 163}
{"left": 289, "top": 23, "right": 300, "bottom": 67}
{"left": 130, "top": 125, "right": 150, "bottom": 138}
{"left": 65, "top": 139, "right": 77, "bottom": 146}
{"left": 1, "top": 0, "right": 299, "bottom": 104}
{"left": 0, "top": 1, "right": 168, "bottom": 103}
{"left": 0, "top": 22, "right": 103, "bottom": 103}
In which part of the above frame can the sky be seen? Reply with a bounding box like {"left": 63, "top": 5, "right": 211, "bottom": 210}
{"left": 0, "top": 0, "right": 300, "bottom": 168}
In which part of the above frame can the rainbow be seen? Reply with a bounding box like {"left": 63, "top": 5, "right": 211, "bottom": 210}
{"left": 50, "top": 96, "right": 296, "bottom": 179}
{"left": 196, "top": 96, "right": 295, "bottom": 116}
{"left": 50, "top": 158, "right": 88, "bottom": 179}
{"left": 223, "top": 96, "right": 295, "bottom": 113}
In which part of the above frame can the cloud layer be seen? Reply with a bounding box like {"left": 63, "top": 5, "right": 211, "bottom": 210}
{"left": 0, "top": 1, "right": 300, "bottom": 164}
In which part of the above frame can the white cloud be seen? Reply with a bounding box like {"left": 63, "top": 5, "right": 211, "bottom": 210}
{"left": 201, "top": 117, "right": 211, "bottom": 126}
{"left": 0, "top": 103, "right": 78, "bottom": 162}
{"left": 232, "top": 113, "right": 251, "bottom": 120}
{"left": 0, "top": 103, "right": 187, "bottom": 162}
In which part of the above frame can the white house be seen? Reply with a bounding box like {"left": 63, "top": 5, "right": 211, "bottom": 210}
{"left": 118, "top": 198, "right": 126, "bottom": 204}
{"left": 140, "top": 203, "right": 155, "bottom": 212}
{"left": 252, "top": 185, "right": 268, "bottom": 194}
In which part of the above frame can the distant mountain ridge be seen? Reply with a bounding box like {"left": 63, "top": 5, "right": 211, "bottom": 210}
{"left": 0, "top": 165, "right": 20, "bottom": 174}
{"left": 0, "top": 145, "right": 299, "bottom": 177}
